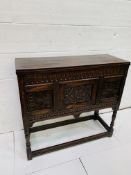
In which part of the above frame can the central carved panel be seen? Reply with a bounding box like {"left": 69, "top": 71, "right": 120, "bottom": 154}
{"left": 27, "top": 90, "right": 53, "bottom": 112}
{"left": 63, "top": 84, "right": 92, "bottom": 105}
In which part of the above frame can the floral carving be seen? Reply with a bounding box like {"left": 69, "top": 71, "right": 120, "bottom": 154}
{"left": 63, "top": 85, "right": 92, "bottom": 105}
{"left": 27, "top": 90, "right": 53, "bottom": 112}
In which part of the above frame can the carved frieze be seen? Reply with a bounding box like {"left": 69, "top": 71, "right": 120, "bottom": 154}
{"left": 24, "top": 65, "right": 126, "bottom": 85}
{"left": 29, "top": 101, "right": 117, "bottom": 123}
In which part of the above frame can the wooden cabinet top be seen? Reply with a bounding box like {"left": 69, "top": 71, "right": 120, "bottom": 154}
{"left": 15, "top": 54, "right": 130, "bottom": 73}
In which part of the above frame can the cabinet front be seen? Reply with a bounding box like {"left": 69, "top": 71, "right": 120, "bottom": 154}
{"left": 59, "top": 78, "right": 98, "bottom": 110}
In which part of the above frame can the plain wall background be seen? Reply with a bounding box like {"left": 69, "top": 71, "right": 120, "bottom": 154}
{"left": 0, "top": 0, "right": 131, "bottom": 133}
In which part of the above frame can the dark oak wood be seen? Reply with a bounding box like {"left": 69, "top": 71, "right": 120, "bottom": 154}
{"left": 16, "top": 54, "right": 129, "bottom": 72}
{"left": 16, "top": 54, "right": 130, "bottom": 160}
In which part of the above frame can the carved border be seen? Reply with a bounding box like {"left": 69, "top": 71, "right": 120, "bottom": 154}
{"left": 28, "top": 101, "right": 117, "bottom": 123}
{"left": 24, "top": 65, "right": 126, "bottom": 85}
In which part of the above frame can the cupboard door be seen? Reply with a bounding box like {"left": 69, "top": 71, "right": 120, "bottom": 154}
{"left": 25, "top": 83, "right": 54, "bottom": 114}
{"left": 59, "top": 78, "right": 98, "bottom": 110}
{"left": 100, "top": 75, "right": 124, "bottom": 104}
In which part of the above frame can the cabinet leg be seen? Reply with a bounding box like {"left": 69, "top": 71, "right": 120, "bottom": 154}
{"left": 108, "top": 109, "right": 117, "bottom": 137}
{"left": 94, "top": 110, "right": 99, "bottom": 120}
{"left": 25, "top": 133, "right": 32, "bottom": 160}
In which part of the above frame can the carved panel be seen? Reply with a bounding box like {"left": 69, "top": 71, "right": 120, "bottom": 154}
{"left": 100, "top": 75, "right": 123, "bottom": 103}
{"left": 27, "top": 90, "right": 53, "bottom": 112}
{"left": 101, "top": 81, "right": 121, "bottom": 99}
{"left": 59, "top": 78, "right": 98, "bottom": 110}
{"left": 64, "top": 84, "right": 92, "bottom": 105}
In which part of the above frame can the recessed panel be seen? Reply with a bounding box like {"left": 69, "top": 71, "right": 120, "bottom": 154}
{"left": 25, "top": 83, "right": 53, "bottom": 113}
{"left": 63, "top": 84, "right": 92, "bottom": 105}
{"left": 100, "top": 75, "right": 124, "bottom": 103}
{"left": 59, "top": 79, "right": 98, "bottom": 110}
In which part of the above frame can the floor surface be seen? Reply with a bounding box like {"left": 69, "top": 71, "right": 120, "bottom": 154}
{"left": 0, "top": 108, "right": 131, "bottom": 175}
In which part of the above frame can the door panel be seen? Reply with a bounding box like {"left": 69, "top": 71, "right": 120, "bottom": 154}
{"left": 100, "top": 75, "right": 124, "bottom": 103}
{"left": 25, "top": 83, "right": 53, "bottom": 113}
{"left": 59, "top": 78, "right": 98, "bottom": 110}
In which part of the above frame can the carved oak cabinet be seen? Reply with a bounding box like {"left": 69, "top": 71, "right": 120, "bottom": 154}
{"left": 15, "top": 54, "right": 130, "bottom": 160}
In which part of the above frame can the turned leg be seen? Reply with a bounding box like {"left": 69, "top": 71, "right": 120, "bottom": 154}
{"left": 25, "top": 131, "right": 32, "bottom": 160}
{"left": 94, "top": 110, "right": 99, "bottom": 120}
{"left": 108, "top": 109, "right": 118, "bottom": 137}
